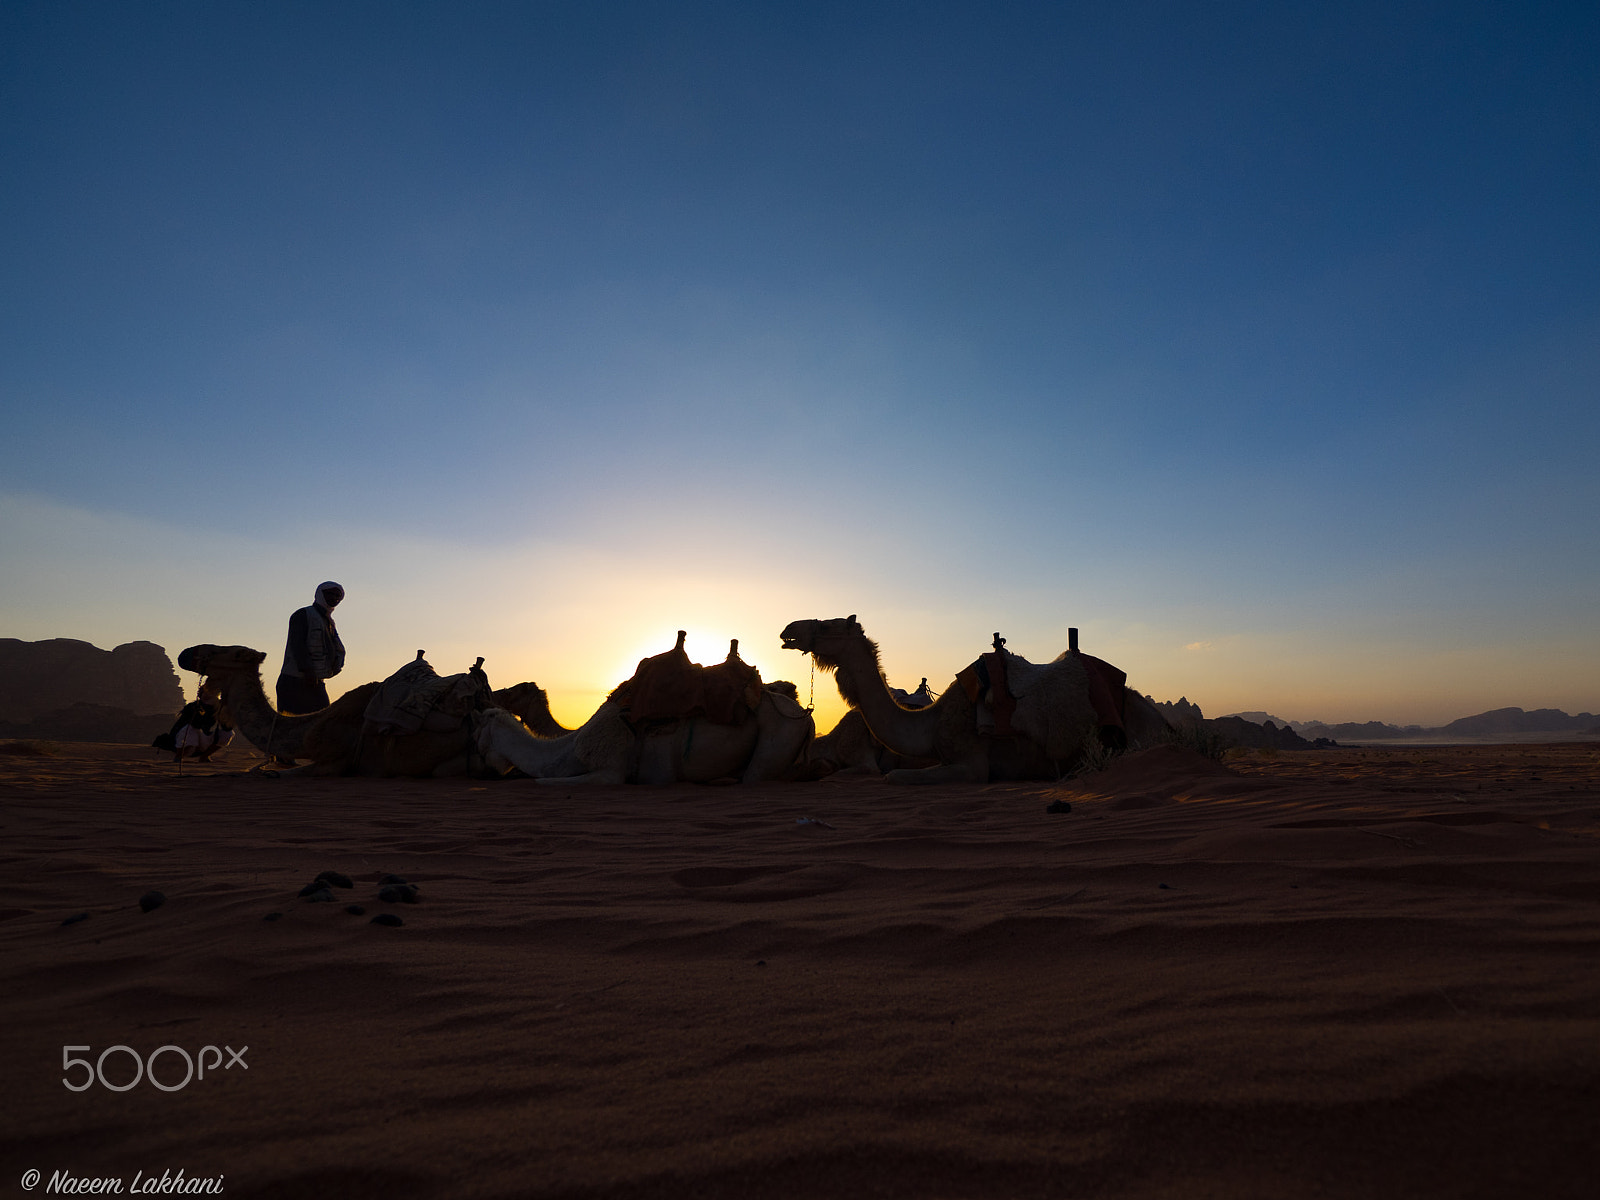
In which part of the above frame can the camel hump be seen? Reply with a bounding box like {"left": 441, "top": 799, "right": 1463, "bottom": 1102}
{"left": 610, "top": 631, "right": 762, "bottom": 726}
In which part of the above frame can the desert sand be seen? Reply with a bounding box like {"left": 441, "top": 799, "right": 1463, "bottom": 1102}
{"left": 1, "top": 738, "right": 1597, "bottom": 1199}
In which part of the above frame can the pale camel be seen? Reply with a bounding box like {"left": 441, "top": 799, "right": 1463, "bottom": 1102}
{"left": 472, "top": 682, "right": 815, "bottom": 785}
{"left": 779, "top": 616, "right": 1170, "bottom": 784}
{"left": 177, "top": 644, "right": 486, "bottom": 777}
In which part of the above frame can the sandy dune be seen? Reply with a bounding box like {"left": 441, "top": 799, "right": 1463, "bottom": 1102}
{"left": 2, "top": 739, "right": 1597, "bottom": 1198}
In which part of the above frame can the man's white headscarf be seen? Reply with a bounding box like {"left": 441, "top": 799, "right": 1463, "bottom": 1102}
{"left": 314, "top": 581, "right": 344, "bottom": 612}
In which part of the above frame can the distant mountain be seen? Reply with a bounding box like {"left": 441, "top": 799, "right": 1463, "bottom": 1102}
{"left": 1294, "top": 719, "right": 1426, "bottom": 741}
{"left": 1292, "top": 707, "right": 1595, "bottom": 742}
{"left": 1147, "top": 699, "right": 1599, "bottom": 752}
{"left": 1224, "top": 711, "right": 1295, "bottom": 728}
{"left": 1440, "top": 707, "right": 1596, "bottom": 737}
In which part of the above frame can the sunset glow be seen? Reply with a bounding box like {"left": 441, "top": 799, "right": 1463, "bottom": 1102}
{"left": 2, "top": 2, "right": 1597, "bottom": 732}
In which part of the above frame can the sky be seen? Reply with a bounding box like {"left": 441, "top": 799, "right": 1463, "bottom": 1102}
{"left": 2, "top": 0, "right": 1597, "bottom": 731}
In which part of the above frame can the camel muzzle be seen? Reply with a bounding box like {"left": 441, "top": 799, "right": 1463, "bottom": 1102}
{"left": 778, "top": 622, "right": 817, "bottom": 654}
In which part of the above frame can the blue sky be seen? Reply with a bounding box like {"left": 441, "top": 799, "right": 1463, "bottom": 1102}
{"left": 3, "top": 0, "right": 1597, "bottom": 729}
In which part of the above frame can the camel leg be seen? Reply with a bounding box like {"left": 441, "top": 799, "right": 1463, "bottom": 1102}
{"left": 741, "top": 731, "right": 806, "bottom": 783}
{"left": 428, "top": 753, "right": 475, "bottom": 778}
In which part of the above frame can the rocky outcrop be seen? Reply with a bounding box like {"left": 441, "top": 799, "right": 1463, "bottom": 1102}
{"left": 1207, "top": 716, "right": 1317, "bottom": 751}
{"left": 0, "top": 639, "right": 183, "bottom": 726}
{"left": 1152, "top": 696, "right": 1205, "bottom": 729}
{"left": 1150, "top": 696, "right": 1328, "bottom": 751}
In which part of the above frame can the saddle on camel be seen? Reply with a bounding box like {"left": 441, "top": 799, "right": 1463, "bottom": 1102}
{"left": 363, "top": 650, "right": 495, "bottom": 736}
{"left": 957, "top": 627, "right": 1131, "bottom": 752}
{"left": 609, "top": 631, "right": 766, "bottom": 730}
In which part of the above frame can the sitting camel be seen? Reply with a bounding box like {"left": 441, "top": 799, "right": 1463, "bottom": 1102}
{"left": 491, "top": 681, "right": 571, "bottom": 738}
{"left": 808, "top": 680, "right": 939, "bottom": 776}
{"left": 780, "top": 616, "right": 1170, "bottom": 784}
{"left": 474, "top": 682, "right": 814, "bottom": 784}
{"left": 473, "top": 633, "right": 815, "bottom": 785}
{"left": 178, "top": 644, "right": 494, "bottom": 777}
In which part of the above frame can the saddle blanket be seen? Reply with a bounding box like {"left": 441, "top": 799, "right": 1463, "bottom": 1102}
{"left": 364, "top": 654, "right": 490, "bottom": 736}
{"left": 610, "top": 637, "right": 763, "bottom": 726}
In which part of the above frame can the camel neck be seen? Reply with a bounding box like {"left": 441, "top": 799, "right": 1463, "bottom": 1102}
{"left": 224, "top": 670, "right": 313, "bottom": 756}
{"left": 830, "top": 639, "right": 940, "bottom": 759}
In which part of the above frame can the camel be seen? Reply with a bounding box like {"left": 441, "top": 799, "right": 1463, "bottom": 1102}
{"left": 807, "top": 708, "right": 942, "bottom": 776}
{"left": 177, "top": 645, "right": 489, "bottom": 777}
{"left": 491, "top": 682, "right": 572, "bottom": 738}
{"left": 808, "top": 680, "right": 938, "bottom": 776}
{"left": 779, "top": 616, "right": 1171, "bottom": 784}
{"left": 472, "top": 681, "right": 815, "bottom": 784}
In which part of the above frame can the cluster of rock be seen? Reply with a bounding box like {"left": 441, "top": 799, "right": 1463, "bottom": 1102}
{"left": 0, "top": 638, "right": 184, "bottom": 742}
{"left": 1148, "top": 695, "right": 1333, "bottom": 751}
{"left": 265, "top": 870, "right": 419, "bottom": 927}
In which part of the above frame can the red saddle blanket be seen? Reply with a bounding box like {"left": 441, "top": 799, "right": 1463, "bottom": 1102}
{"left": 609, "top": 634, "right": 763, "bottom": 726}
{"left": 1077, "top": 652, "right": 1128, "bottom": 731}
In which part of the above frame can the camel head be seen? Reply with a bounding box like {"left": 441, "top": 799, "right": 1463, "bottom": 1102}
{"left": 493, "top": 681, "right": 550, "bottom": 721}
{"left": 780, "top": 618, "right": 886, "bottom": 711}
{"left": 779, "top": 616, "right": 863, "bottom": 659}
{"left": 471, "top": 708, "right": 528, "bottom": 775}
{"left": 177, "top": 644, "right": 269, "bottom": 676}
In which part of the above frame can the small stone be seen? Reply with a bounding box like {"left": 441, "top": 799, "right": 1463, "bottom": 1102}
{"left": 61, "top": 912, "right": 89, "bottom": 927}
{"left": 1158, "top": 883, "right": 1172, "bottom": 890}
{"left": 138, "top": 891, "right": 165, "bottom": 913}
{"left": 263, "top": 912, "right": 282, "bottom": 921}
{"left": 297, "top": 882, "right": 324, "bottom": 897}
{"left": 755, "top": 959, "right": 767, "bottom": 967}
{"left": 371, "top": 913, "right": 404, "bottom": 927}
{"left": 1045, "top": 800, "right": 1072, "bottom": 814}
{"left": 345, "top": 905, "right": 366, "bottom": 916}
{"left": 380, "top": 884, "right": 419, "bottom": 904}
{"left": 315, "top": 871, "right": 354, "bottom": 889}
{"left": 304, "top": 888, "right": 335, "bottom": 903}
{"left": 379, "top": 874, "right": 409, "bottom": 886}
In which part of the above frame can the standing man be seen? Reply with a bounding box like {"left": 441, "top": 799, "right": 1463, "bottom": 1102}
{"left": 277, "top": 581, "right": 346, "bottom": 714}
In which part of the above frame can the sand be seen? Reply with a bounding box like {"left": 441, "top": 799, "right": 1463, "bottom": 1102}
{"left": 1, "top": 739, "right": 1597, "bottom": 1199}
